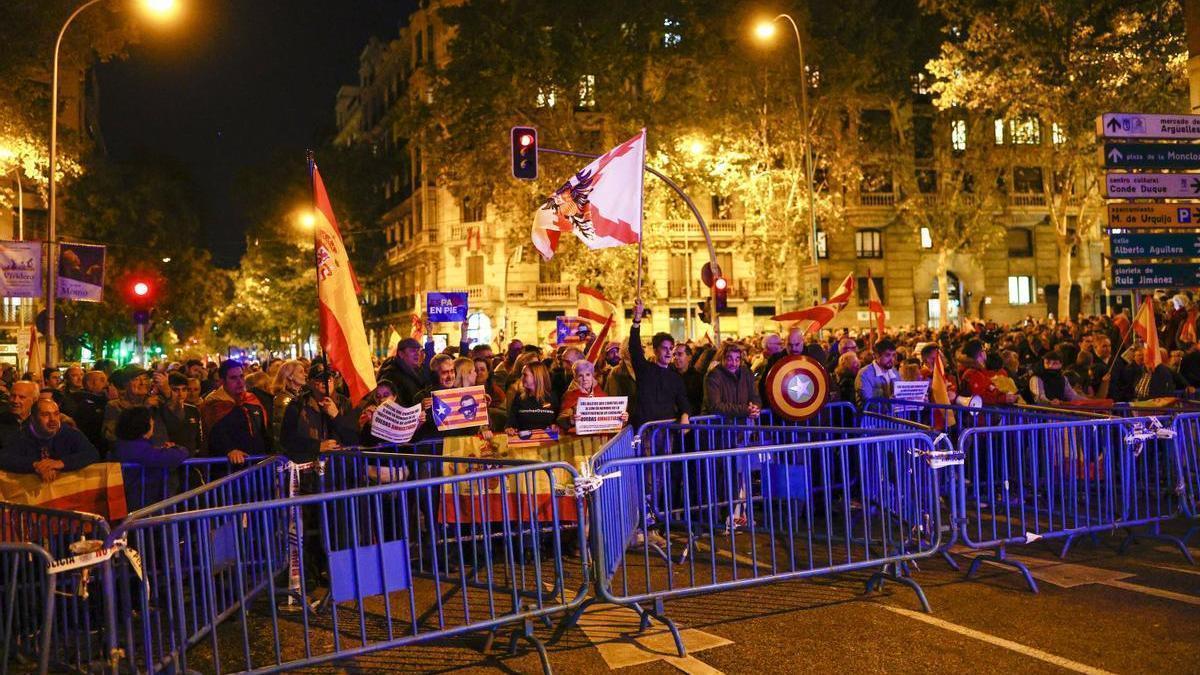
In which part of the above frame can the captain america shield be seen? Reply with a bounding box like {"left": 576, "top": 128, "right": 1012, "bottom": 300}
{"left": 764, "top": 355, "right": 829, "bottom": 422}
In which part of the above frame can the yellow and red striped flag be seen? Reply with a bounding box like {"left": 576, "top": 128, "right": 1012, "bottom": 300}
{"left": 1133, "top": 296, "right": 1161, "bottom": 371}
{"left": 867, "top": 269, "right": 886, "bottom": 337}
{"left": 431, "top": 385, "right": 490, "bottom": 431}
{"left": 311, "top": 159, "right": 377, "bottom": 402}
{"left": 930, "top": 352, "right": 955, "bottom": 430}
{"left": 0, "top": 463, "right": 127, "bottom": 522}
{"left": 578, "top": 285, "right": 616, "bottom": 363}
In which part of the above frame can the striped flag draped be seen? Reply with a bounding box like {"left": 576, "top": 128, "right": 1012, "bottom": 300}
{"left": 311, "top": 161, "right": 377, "bottom": 402}
{"left": 578, "top": 285, "right": 616, "bottom": 364}
{"left": 1133, "top": 296, "right": 1161, "bottom": 371}
{"left": 771, "top": 273, "right": 855, "bottom": 336}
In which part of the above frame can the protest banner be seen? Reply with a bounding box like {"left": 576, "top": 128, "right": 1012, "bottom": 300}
{"left": 891, "top": 380, "right": 930, "bottom": 412}
{"left": 575, "top": 396, "right": 627, "bottom": 435}
{"left": 369, "top": 400, "right": 422, "bottom": 444}
{"left": 427, "top": 292, "right": 469, "bottom": 323}
{"left": 431, "top": 385, "right": 489, "bottom": 431}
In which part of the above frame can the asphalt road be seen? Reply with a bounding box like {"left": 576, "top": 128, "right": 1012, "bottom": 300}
{"left": 313, "top": 523, "right": 1199, "bottom": 675}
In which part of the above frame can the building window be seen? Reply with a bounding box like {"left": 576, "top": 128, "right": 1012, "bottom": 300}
{"left": 816, "top": 230, "right": 828, "bottom": 259}
{"left": 1009, "top": 116, "right": 1041, "bottom": 145}
{"left": 855, "top": 229, "right": 883, "bottom": 258}
{"left": 1052, "top": 122, "right": 1066, "bottom": 145}
{"left": 1008, "top": 276, "right": 1034, "bottom": 305}
{"left": 460, "top": 196, "right": 485, "bottom": 223}
{"left": 913, "top": 116, "right": 933, "bottom": 159}
{"left": 426, "top": 25, "right": 435, "bottom": 63}
{"left": 860, "top": 166, "right": 893, "bottom": 195}
{"left": 414, "top": 31, "right": 424, "bottom": 65}
{"left": 662, "top": 17, "right": 682, "bottom": 47}
{"left": 710, "top": 194, "right": 731, "bottom": 218}
{"left": 1007, "top": 228, "right": 1034, "bottom": 257}
{"left": 951, "top": 119, "right": 967, "bottom": 152}
{"left": 536, "top": 86, "right": 557, "bottom": 108}
{"left": 539, "top": 256, "right": 561, "bottom": 283}
{"left": 859, "top": 109, "right": 892, "bottom": 145}
{"left": 993, "top": 118, "right": 1005, "bottom": 145}
{"left": 577, "top": 74, "right": 596, "bottom": 110}
{"left": 467, "top": 255, "right": 484, "bottom": 286}
{"left": 857, "top": 277, "right": 885, "bottom": 305}
{"left": 911, "top": 73, "right": 931, "bottom": 96}
{"left": 920, "top": 227, "right": 933, "bottom": 249}
{"left": 916, "top": 169, "right": 938, "bottom": 193}
{"left": 1013, "top": 166, "right": 1044, "bottom": 194}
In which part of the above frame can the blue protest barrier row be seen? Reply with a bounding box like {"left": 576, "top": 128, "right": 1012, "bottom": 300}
{"left": 1174, "top": 413, "right": 1200, "bottom": 544}
{"left": 0, "top": 542, "right": 56, "bottom": 675}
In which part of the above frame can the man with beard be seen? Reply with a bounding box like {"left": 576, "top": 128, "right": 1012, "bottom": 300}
{"left": 0, "top": 399, "right": 98, "bottom": 481}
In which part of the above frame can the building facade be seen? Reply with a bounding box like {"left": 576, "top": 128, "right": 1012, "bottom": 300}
{"left": 335, "top": 2, "right": 1105, "bottom": 352}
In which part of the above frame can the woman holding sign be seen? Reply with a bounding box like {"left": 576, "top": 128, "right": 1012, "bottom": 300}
{"left": 558, "top": 360, "right": 628, "bottom": 435}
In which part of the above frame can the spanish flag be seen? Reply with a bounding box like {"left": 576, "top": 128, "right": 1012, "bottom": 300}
{"left": 310, "top": 158, "right": 377, "bottom": 402}
{"left": 1133, "top": 296, "right": 1161, "bottom": 371}
{"left": 930, "top": 352, "right": 955, "bottom": 430}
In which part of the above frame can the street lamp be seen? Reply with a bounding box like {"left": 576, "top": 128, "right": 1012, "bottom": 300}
{"left": 502, "top": 245, "right": 523, "bottom": 341}
{"left": 297, "top": 210, "right": 317, "bottom": 230}
{"left": 754, "top": 14, "right": 820, "bottom": 277}
{"left": 46, "top": 0, "right": 181, "bottom": 366}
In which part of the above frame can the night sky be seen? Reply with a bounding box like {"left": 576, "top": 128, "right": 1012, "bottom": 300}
{"left": 96, "top": 0, "right": 414, "bottom": 267}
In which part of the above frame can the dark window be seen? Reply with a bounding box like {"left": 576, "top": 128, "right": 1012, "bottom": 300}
{"left": 1007, "top": 228, "right": 1034, "bottom": 257}
{"left": 537, "top": 310, "right": 559, "bottom": 321}
{"left": 1013, "top": 166, "right": 1044, "bottom": 193}
{"left": 855, "top": 229, "right": 883, "bottom": 258}
{"left": 916, "top": 169, "right": 938, "bottom": 193}
{"left": 753, "top": 306, "right": 776, "bottom": 316}
{"left": 860, "top": 166, "right": 893, "bottom": 194}
{"left": 857, "top": 277, "right": 886, "bottom": 305}
{"left": 820, "top": 277, "right": 830, "bottom": 300}
{"left": 859, "top": 109, "right": 892, "bottom": 146}
{"left": 913, "top": 116, "right": 934, "bottom": 159}
{"left": 710, "top": 194, "right": 731, "bottom": 218}
{"left": 539, "top": 257, "right": 562, "bottom": 283}
{"left": 460, "top": 197, "right": 485, "bottom": 223}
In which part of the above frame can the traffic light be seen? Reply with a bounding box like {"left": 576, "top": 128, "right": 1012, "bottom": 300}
{"left": 511, "top": 126, "right": 538, "bottom": 180}
{"left": 697, "top": 301, "right": 710, "bottom": 325}
{"left": 713, "top": 275, "right": 729, "bottom": 311}
{"left": 124, "top": 278, "right": 157, "bottom": 325}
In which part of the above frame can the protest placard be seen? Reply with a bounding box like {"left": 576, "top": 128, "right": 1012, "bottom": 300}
{"left": 892, "top": 380, "right": 930, "bottom": 412}
{"left": 431, "top": 385, "right": 489, "bottom": 431}
{"left": 369, "top": 400, "right": 422, "bottom": 444}
{"left": 427, "top": 292, "right": 468, "bottom": 323}
{"left": 575, "top": 396, "right": 627, "bottom": 435}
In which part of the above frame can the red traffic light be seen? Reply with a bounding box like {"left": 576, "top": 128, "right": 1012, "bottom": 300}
{"left": 713, "top": 276, "right": 728, "bottom": 291}
{"left": 511, "top": 126, "right": 538, "bottom": 180}
{"left": 133, "top": 281, "right": 150, "bottom": 297}
{"left": 518, "top": 133, "right": 534, "bottom": 147}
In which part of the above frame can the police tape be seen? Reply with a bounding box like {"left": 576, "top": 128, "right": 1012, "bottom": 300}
{"left": 49, "top": 537, "right": 144, "bottom": 581}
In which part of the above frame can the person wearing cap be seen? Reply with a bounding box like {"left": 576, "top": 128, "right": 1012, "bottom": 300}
{"left": 103, "top": 365, "right": 172, "bottom": 452}
{"left": 279, "top": 365, "right": 358, "bottom": 463}
{"left": 377, "top": 337, "right": 430, "bottom": 408}
{"left": 161, "top": 372, "right": 202, "bottom": 453}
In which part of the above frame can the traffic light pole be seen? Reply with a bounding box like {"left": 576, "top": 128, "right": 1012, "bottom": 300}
{"left": 538, "top": 146, "right": 722, "bottom": 342}
{"left": 136, "top": 321, "right": 145, "bottom": 365}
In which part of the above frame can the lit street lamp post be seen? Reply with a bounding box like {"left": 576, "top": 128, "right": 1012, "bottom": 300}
{"left": 46, "top": 0, "right": 179, "bottom": 366}
{"left": 755, "top": 14, "right": 820, "bottom": 300}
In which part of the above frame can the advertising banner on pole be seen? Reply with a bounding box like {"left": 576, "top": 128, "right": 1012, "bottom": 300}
{"left": 56, "top": 242, "right": 105, "bottom": 302}
{"left": 0, "top": 241, "right": 42, "bottom": 298}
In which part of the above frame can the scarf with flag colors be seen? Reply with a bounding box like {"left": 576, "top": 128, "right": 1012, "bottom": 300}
{"left": 930, "top": 352, "right": 955, "bottom": 430}
{"left": 431, "top": 385, "right": 489, "bottom": 431}
{"left": 311, "top": 161, "right": 377, "bottom": 403}
{"left": 531, "top": 130, "right": 646, "bottom": 259}
{"left": 771, "top": 273, "right": 855, "bottom": 335}
{"left": 867, "top": 269, "right": 886, "bottom": 337}
{"left": 578, "top": 285, "right": 617, "bottom": 363}
{"left": 1133, "top": 296, "right": 1161, "bottom": 371}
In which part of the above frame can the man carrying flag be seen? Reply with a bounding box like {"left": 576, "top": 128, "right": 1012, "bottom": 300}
{"left": 578, "top": 285, "right": 617, "bottom": 365}
{"left": 532, "top": 130, "right": 646, "bottom": 260}
{"left": 310, "top": 157, "right": 377, "bottom": 403}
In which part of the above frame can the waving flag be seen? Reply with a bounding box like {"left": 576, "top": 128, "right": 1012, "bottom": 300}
{"left": 431, "top": 385, "right": 489, "bottom": 431}
{"left": 867, "top": 269, "right": 886, "bottom": 337}
{"left": 531, "top": 130, "right": 646, "bottom": 259}
{"left": 311, "top": 159, "right": 377, "bottom": 402}
{"left": 930, "top": 352, "right": 955, "bottom": 430}
{"left": 578, "top": 285, "right": 617, "bottom": 364}
{"left": 1133, "top": 296, "right": 1161, "bottom": 371}
{"left": 771, "top": 273, "right": 855, "bottom": 336}
{"left": 410, "top": 314, "right": 424, "bottom": 341}
{"left": 1179, "top": 308, "right": 1198, "bottom": 345}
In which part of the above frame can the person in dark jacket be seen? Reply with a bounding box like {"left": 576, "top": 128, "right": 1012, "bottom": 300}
{"left": 0, "top": 399, "right": 99, "bottom": 481}
{"left": 628, "top": 299, "right": 690, "bottom": 428}
{"left": 702, "top": 342, "right": 761, "bottom": 420}
{"left": 505, "top": 362, "right": 560, "bottom": 433}
{"left": 200, "top": 360, "right": 270, "bottom": 465}
{"left": 377, "top": 338, "right": 430, "bottom": 407}
{"left": 113, "top": 405, "right": 190, "bottom": 509}
{"left": 162, "top": 372, "right": 202, "bottom": 453}
{"left": 672, "top": 344, "right": 705, "bottom": 414}
{"left": 280, "top": 366, "right": 359, "bottom": 463}
{"left": 70, "top": 370, "right": 110, "bottom": 454}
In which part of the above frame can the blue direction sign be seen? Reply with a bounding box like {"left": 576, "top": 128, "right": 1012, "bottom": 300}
{"left": 1111, "top": 264, "right": 1200, "bottom": 289}
{"left": 1096, "top": 113, "right": 1200, "bottom": 140}
{"left": 1105, "top": 172, "right": 1200, "bottom": 199}
{"left": 1102, "top": 143, "right": 1200, "bottom": 170}
{"left": 1109, "top": 232, "right": 1200, "bottom": 258}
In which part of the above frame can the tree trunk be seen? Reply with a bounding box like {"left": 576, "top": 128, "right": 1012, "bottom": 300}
{"left": 1056, "top": 232, "right": 1072, "bottom": 321}
{"left": 936, "top": 248, "right": 950, "bottom": 329}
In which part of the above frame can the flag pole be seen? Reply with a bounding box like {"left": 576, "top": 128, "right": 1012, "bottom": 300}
{"left": 635, "top": 129, "right": 646, "bottom": 301}
{"left": 307, "top": 149, "right": 326, "bottom": 366}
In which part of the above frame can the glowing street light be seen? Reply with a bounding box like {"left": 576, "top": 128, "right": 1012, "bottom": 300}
{"left": 297, "top": 210, "right": 317, "bottom": 230}
{"left": 46, "top": 0, "right": 183, "bottom": 366}
{"left": 687, "top": 139, "right": 707, "bottom": 157}
{"left": 753, "top": 14, "right": 820, "bottom": 273}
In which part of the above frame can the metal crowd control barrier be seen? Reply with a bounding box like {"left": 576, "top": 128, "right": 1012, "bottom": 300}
{"left": 0, "top": 542, "right": 56, "bottom": 675}
{"left": 758, "top": 400, "right": 858, "bottom": 428}
{"left": 956, "top": 415, "right": 1189, "bottom": 591}
{"left": 1174, "top": 412, "right": 1200, "bottom": 546}
{"left": 100, "top": 454, "right": 585, "bottom": 674}
{"left": 577, "top": 428, "right": 954, "bottom": 655}
{"left": 120, "top": 455, "right": 272, "bottom": 512}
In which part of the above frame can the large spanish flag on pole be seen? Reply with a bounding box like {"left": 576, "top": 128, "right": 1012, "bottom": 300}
{"left": 310, "top": 155, "right": 377, "bottom": 402}
{"left": 1133, "top": 295, "right": 1161, "bottom": 371}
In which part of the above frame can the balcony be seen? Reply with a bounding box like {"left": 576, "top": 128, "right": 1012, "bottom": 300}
{"left": 1011, "top": 193, "right": 1046, "bottom": 208}
{"left": 536, "top": 282, "right": 575, "bottom": 302}
{"left": 443, "top": 285, "right": 494, "bottom": 303}
{"left": 753, "top": 278, "right": 778, "bottom": 297}
{"left": 667, "top": 280, "right": 703, "bottom": 299}
{"left": 661, "top": 219, "right": 741, "bottom": 239}
{"left": 858, "top": 193, "right": 896, "bottom": 207}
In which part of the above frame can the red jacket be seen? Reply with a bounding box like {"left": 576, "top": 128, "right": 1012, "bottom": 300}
{"left": 958, "top": 364, "right": 1009, "bottom": 406}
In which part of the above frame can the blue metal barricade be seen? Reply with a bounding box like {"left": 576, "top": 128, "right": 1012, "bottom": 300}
{"left": 1174, "top": 412, "right": 1200, "bottom": 544}
{"left": 583, "top": 430, "right": 953, "bottom": 654}
{"left": 758, "top": 401, "right": 858, "bottom": 428}
{"left": 956, "top": 416, "right": 1189, "bottom": 591}
{"left": 101, "top": 457, "right": 585, "bottom": 674}
{"left": 0, "top": 542, "right": 56, "bottom": 675}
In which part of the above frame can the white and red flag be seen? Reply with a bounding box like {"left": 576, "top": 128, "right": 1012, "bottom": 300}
{"left": 1133, "top": 296, "right": 1161, "bottom": 371}
{"left": 577, "top": 285, "right": 617, "bottom": 364}
{"left": 311, "top": 161, "right": 377, "bottom": 402}
{"left": 867, "top": 269, "right": 886, "bottom": 337}
{"left": 771, "top": 273, "right": 855, "bottom": 336}
{"left": 531, "top": 130, "right": 646, "bottom": 259}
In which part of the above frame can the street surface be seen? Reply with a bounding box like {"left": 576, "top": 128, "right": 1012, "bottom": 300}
{"left": 319, "top": 525, "right": 1200, "bottom": 674}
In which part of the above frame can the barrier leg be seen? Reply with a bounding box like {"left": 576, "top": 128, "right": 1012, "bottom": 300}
{"left": 940, "top": 549, "right": 960, "bottom": 571}
{"left": 505, "top": 615, "right": 552, "bottom": 675}
{"left": 1119, "top": 524, "right": 1196, "bottom": 566}
{"left": 964, "top": 545, "right": 1039, "bottom": 593}
{"left": 629, "top": 598, "right": 684, "bottom": 658}
{"left": 865, "top": 562, "right": 932, "bottom": 613}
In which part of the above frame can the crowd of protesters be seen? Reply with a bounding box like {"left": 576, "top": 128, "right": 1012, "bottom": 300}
{"left": 0, "top": 294, "right": 1197, "bottom": 497}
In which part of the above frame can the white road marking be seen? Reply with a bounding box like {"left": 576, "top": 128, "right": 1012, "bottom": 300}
{"left": 576, "top": 605, "right": 731, "bottom": 674}
{"left": 878, "top": 604, "right": 1116, "bottom": 675}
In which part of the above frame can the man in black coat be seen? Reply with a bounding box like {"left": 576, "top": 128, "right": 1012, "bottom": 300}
{"left": 628, "top": 299, "right": 690, "bottom": 429}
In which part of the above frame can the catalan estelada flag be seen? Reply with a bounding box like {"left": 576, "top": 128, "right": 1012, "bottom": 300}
{"left": 311, "top": 157, "right": 377, "bottom": 402}
{"left": 432, "top": 385, "right": 489, "bottom": 431}
{"left": 578, "top": 285, "right": 616, "bottom": 363}
{"left": 557, "top": 316, "right": 588, "bottom": 345}
{"left": 506, "top": 428, "right": 560, "bottom": 448}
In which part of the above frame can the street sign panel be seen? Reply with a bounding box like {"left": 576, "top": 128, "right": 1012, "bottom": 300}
{"left": 1096, "top": 113, "right": 1200, "bottom": 140}
{"left": 1111, "top": 263, "right": 1200, "bottom": 289}
{"left": 1109, "top": 232, "right": 1200, "bottom": 258}
{"left": 1106, "top": 203, "right": 1200, "bottom": 228}
{"left": 1104, "top": 172, "right": 1200, "bottom": 199}
{"left": 1101, "top": 143, "right": 1200, "bottom": 170}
